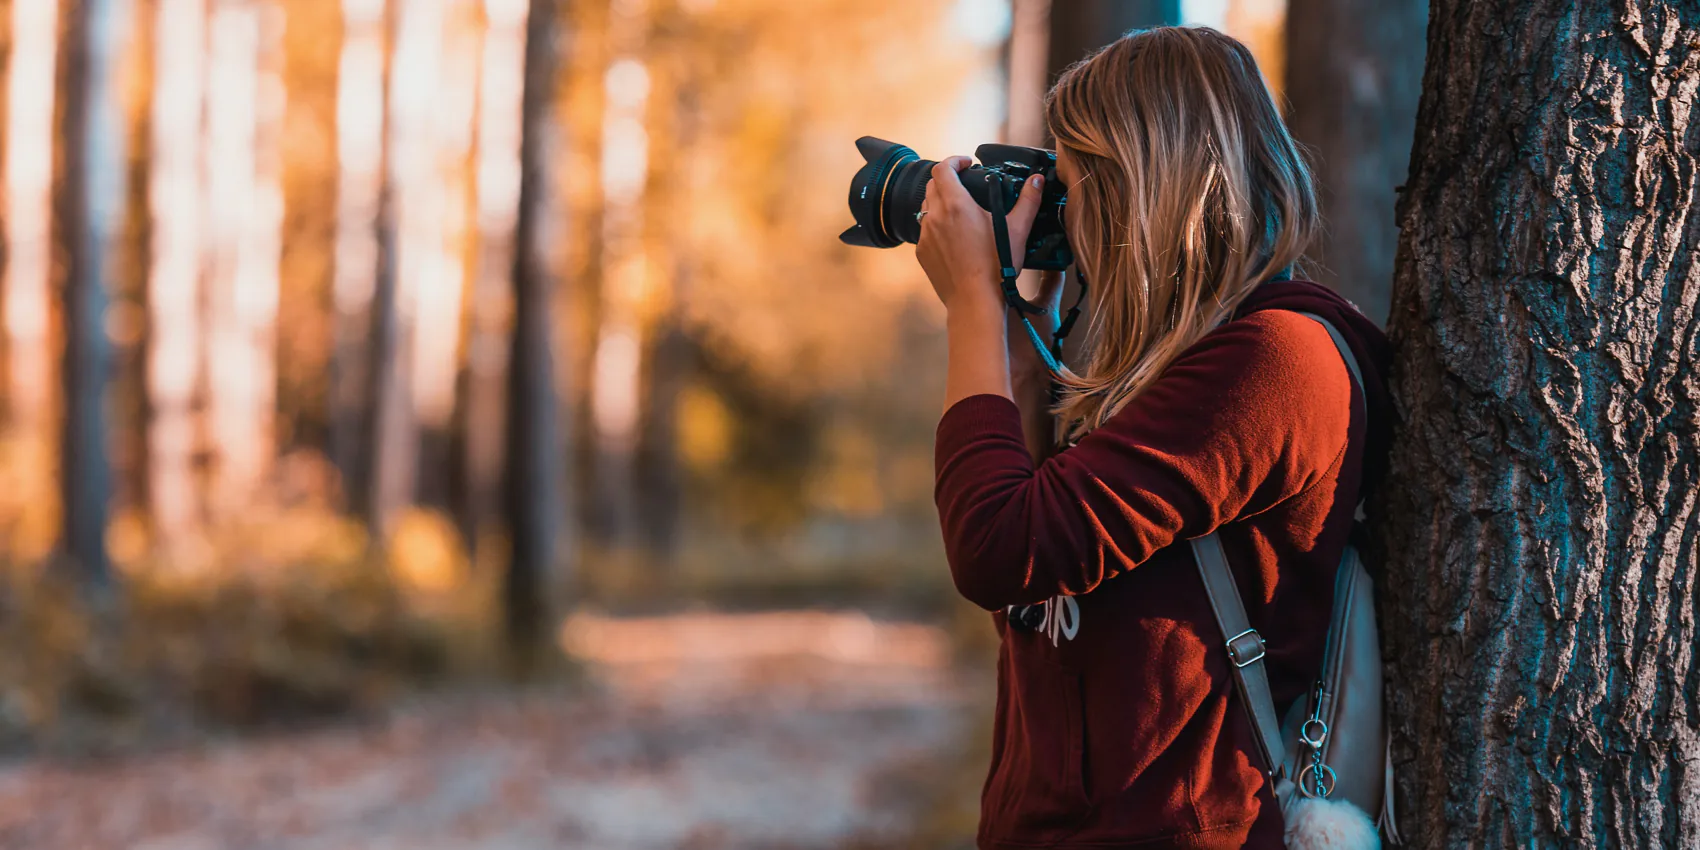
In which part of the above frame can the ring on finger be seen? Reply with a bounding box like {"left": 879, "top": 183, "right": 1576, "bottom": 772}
{"left": 915, "top": 209, "right": 928, "bottom": 222}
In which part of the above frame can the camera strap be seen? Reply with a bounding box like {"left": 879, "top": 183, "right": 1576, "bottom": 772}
{"left": 985, "top": 173, "right": 1066, "bottom": 375}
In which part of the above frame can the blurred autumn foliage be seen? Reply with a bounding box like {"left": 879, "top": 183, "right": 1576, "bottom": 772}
{"left": 0, "top": 0, "right": 1340, "bottom": 773}
{"left": 0, "top": 0, "right": 1009, "bottom": 751}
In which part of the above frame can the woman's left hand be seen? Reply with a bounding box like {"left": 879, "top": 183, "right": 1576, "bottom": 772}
{"left": 916, "top": 157, "right": 1047, "bottom": 317}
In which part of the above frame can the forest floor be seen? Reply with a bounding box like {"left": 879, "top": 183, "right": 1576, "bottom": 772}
{"left": 0, "top": 610, "right": 987, "bottom": 850}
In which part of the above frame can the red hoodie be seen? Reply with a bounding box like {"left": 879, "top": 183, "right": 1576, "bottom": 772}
{"left": 934, "top": 280, "right": 1390, "bottom": 849}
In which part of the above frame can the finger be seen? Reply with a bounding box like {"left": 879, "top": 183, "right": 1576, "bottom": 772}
{"left": 1008, "top": 174, "right": 1046, "bottom": 228}
{"left": 929, "top": 157, "right": 976, "bottom": 208}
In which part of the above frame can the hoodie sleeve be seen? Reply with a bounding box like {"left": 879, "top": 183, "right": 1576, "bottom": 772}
{"left": 933, "top": 310, "right": 1356, "bottom": 611}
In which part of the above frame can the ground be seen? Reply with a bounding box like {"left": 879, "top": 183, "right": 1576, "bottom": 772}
{"left": 0, "top": 610, "right": 984, "bottom": 850}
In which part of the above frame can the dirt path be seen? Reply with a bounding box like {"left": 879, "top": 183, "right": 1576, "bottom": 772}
{"left": 0, "top": 611, "right": 980, "bottom": 850}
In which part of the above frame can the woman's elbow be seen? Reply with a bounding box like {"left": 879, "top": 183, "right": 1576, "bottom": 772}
{"left": 945, "top": 539, "right": 1040, "bottom": 611}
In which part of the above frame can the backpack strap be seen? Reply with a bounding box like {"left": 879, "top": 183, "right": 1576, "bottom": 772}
{"left": 1190, "top": 533, "right": 1288, "bottom": 779}
{"left": 1190, "top": 310, "right": 1365, "bottom": 783}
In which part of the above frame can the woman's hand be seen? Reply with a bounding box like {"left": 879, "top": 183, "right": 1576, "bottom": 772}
{"left": 915, "top": 157, "right": 1048, "bottom": 317}
{"left": 918, "top": 156, "right": 1049, "bottom": 413}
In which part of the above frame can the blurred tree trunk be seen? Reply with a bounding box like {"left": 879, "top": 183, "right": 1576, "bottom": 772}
{"left": 560, "top": 0, "right": 604, "bottom": 564}
{"left": 328, "top": 0, "right": 388, "bottom": 516}
{"left": 404, "top": 0, "right": 475, "bottom": 516}
{"left": 1284, "top": 0, "right": 1425, "bottom": 325}
{"left": 54, "top": 0, "right": 128, "bottom": 587}
{"left": 1045, "top": 0, "right": 1177, "bottom": 82}
{"left": 630, "top": 14, "right": 693, "bottom": 563}
{"left": 453, "top": 0, "right": 531, "bottom": 555}
{"left": 1003, "top": 0, "right": 1049, "bottom": 148}
{"left": 636, "top": 313, "right": 685, "bottom": 557}
{"left": 361, "top": 175, "right": 406, "bottom": 534}
{"left": 503, "top": 0, "right": 567, "bottom": 666}
{"left": 584, "top": 0, "right": 645, "bottom": 552}
{"left": 110, "top": 0, "right": 152, "bottom": 519}
{"left": 277, "top": 0, "right": 343, "bottom": 461}
{"left": 352, "top": 0, "right": 416, "bottom": 539}
{"left": 1377, "top": 2, "right": 1700, "bottom": 845}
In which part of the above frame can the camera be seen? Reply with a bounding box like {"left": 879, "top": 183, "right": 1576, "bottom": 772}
{"left": 838, "top": 136, "right": 1073, "bottom": 271}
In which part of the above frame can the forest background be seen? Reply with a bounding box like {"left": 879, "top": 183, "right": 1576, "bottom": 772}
{"left": 0, "top": 0, "right": 1427, "bottom": 847}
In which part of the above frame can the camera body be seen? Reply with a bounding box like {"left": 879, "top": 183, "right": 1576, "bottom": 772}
{"left": 839, "top": 136, "right": 1073, "bottom": 271}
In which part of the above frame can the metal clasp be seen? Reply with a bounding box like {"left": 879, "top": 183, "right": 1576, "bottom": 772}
{"left": 1225, "top": 628, "right": 1266, "bottom": 668}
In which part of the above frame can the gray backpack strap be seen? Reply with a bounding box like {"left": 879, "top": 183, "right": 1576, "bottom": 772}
{"left": 1296, "top": 312, "right": 1364, "bottom": 396}
{"left": 1190, "top": 310, "right": 1366, "bottom": 786}
{"left": 1190, "top": 532, "right": 1287, "bottom": 780}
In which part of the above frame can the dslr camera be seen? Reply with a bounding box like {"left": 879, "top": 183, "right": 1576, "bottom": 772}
{"left": 838, "top": 136, "right": 1073, "bottom": 271}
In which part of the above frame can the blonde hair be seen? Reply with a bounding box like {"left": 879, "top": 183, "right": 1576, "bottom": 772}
{"left": 1045, "top": 27, "right": 1318, "bottom": 441}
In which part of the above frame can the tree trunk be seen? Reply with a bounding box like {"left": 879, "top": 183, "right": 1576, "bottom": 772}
{"left": 503, "top": 0, "right": 566, "bottom": 667}
{"left": 636, "top": 313, "right": 686, "bottom": 558}
{"left": 328, "top": 0, "right": 388, "bottom": 513}
{"left": 276, "top": 0, "right": 342, "bottom": 459}
{"left": 1378, "top": 2, "right": 1700, "bottom": 846}
{"left": 110, "top": 0, "right": 153, "bottom": 519}
{"left": 357, "top": 0, "right": 415, "bottom": 538}
{"left": 583, "top": 0, "right": 650, "bottom": 552}
{"left": 1003, "top": 0, "right": 1049, "bottom": 148}
{"left": 1045, "top": 0, "right": 1177, "bottom": 83}
{"left": 55, "top": 0, "right": 128, "bottom": 587}
{"left": 1283, "top": 0, "right": 1425, "bottom": 325}
{"left": 454, "top": 0, "right": 529, "bottom": 555}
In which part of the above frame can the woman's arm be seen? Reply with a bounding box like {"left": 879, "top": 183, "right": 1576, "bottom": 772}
{"left": 934, "top": 311, "right": 1355, "bottom": 611}
{"left": 913, "top": 156, "right": 1056, "bottom": 455}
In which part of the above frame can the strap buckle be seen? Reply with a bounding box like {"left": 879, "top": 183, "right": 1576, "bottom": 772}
{"left": 1226, "top": 628, "right": 1266, "bottom": 668}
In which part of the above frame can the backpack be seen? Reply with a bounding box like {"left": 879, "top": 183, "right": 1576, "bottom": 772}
{"left": 1188, "top": 311, "right": 1401, "bottom": 849}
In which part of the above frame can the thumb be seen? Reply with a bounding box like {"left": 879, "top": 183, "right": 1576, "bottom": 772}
{"left": 1008, "top": 173, "right": 1046, "bottom": 228}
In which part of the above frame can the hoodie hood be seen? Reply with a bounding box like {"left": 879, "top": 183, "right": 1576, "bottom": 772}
{"left": 1233, "top": 278, "right": 1393, "bottom": 502}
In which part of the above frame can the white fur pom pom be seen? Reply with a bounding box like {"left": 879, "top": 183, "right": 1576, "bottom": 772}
{"left": 1284, "top": 794, "right": 1380, "bottom": 850}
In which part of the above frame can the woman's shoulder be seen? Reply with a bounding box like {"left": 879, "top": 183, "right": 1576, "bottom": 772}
{"left": 1177, "top": 307, "right": 1352, "bottom": 394}
{"left": 1133, "top": 307, "right": 1356, "bottom": 448}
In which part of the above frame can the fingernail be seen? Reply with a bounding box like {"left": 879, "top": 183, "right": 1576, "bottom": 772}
{"left": 1031, "top": 175, "right": 1044, "bottom": 187}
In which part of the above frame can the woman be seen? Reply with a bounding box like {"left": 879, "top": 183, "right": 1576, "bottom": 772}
{"left": 917, "top": 27, "right": 1393, "bottom": 849}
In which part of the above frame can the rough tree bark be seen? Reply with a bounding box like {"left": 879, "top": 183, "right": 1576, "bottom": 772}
{"left": 1378, "top": 2, "right": 1700, "bottom": 846}
{"left": 1283, "top": 0, "right": 1425, "bottom": 325}
{"left": 503, "top": 0, "right": 567, "bottom": 666}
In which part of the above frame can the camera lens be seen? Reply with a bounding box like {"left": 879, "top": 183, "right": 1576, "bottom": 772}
{"left": 840, "top": 136, "right": 934, "bottom": 249}
{"left": 882, "top": 159, "right": 934, "bottom": 244}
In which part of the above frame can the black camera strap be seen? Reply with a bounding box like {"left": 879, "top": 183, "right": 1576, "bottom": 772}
{"left": 985, "top": 172, "right": 1066, "bottom": 376}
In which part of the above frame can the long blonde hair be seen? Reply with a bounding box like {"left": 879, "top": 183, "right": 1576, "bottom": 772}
{"left": 1046, "top": 27, "right": 1318, "bottom": 441}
